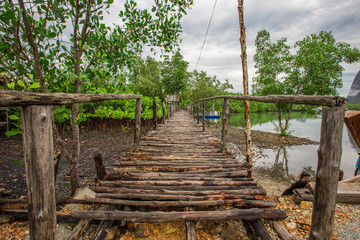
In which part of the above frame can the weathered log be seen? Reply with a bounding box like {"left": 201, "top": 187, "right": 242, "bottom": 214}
{"left": 344, "top": 110, "right": 360, "bottom": 148}
{"left": 197, "top": 102, "right": 200, "bottom": 124}
{"left": 93, "top": 150, "right": 106, "bottom": 181}
{"left": 202, "top": 100, "right": 206, "bottom": 131}
{"left": 80, "top": 197, "right": 276, "bottom": 208}
{"left": 72, "top": 208, "right": 287, "bottom": 222}
{"left": 133, "top": 98, "right": 142, "bottom": 152}
{"left": 243, "top": 220, "right": 272, "bottom": 240}
{"left": 0, "top": 89, "right": 140, "bottom": 107}
{"left": 114, "top": 164, "right": 250, "bottom": 172}
{"left": 153, "top": 98, "right": 157, "bottom": 130}
{"left": 21, "top": 106, "right": 56, "bottom": 240}
{"left": 186, "top": 207, "right": 197, "bottom": 240}
{"left": 67, "top": 219, "right": 89, "bottom": 240}
{"left": 270, "top": 221, "right": 295, "bottom": 240}
{"left": 193, "top": 94, "right": 347, "bottom": 107}
{"left": 162, "top": 101, "right": 166, "bottom": 124}
{"left": 220, "top": 98, "right": 229, "bottom": 152}
{"left": 310, "top": 106, "right": 345, "bottom": 240}
{"left": 91, "top": 219, "right": 114, "bottom": 240}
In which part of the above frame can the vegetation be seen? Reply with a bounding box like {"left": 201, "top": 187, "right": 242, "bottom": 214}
{"left": 253, "top": 30, "right": 360, "bottom": 135}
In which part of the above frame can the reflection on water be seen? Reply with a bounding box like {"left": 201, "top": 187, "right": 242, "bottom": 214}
{"left": 227, "top": 112, "right": 359, "bottom": 180}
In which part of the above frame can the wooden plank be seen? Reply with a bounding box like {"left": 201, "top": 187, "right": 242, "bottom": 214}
{"left": 72, "top": 208, "right": 287, "bottom": 222}
{"left": 21, "top": 105, "right": 56, "bottom": 240}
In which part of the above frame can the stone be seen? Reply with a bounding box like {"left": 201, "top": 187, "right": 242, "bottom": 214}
{"left": 73, "top": 187, "right": 96, "bottom": 200}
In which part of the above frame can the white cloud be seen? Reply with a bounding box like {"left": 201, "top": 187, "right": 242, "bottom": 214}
{"left": 179, "top": 0, "right": 360, "bottom": 95}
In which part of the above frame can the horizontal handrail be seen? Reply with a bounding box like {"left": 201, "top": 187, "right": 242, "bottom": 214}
{"left": 192, "top": 94, "right": 348, "bottom": 107}
{"left": 0, "top": 90, "right": 141, "bottom": 107}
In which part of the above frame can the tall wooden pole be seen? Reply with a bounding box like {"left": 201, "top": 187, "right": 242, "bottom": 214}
{"left": 21, "top": 106, "right": 56, "bottom": 240}
{"left": 134, "top": 98, "right": 142, "bottom": 152}
{"left": 310, "top": 106, "right": 345, "bottom": 240}
{"left": 202, "top": 100, "right": 206, "bottom": 132}
{"left": 153, "top": 98, "right": 157, "bottom": 130}
{"left": 237, "top": 0, "right": 253, "bottom": 166}
{"left": 220, "top": 98, "right": 229, "bottom": 152}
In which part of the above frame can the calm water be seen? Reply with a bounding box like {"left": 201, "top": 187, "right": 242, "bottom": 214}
{"left": 228, "top": 112, "right": 359, "bottom": 180}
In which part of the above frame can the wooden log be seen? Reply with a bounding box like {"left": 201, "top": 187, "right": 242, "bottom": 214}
{"left": 220, "top": 98, "right": 229, "bottom": 152}
{"left": 72, "top": 208, "right": 287, "bottom": 222}
{"left": 197, "top": 102, "right": 200, "bottom": 124}
{"left": 91, "top": 219, "right": 114, "bottom": 240}
{"left": 344, "top": 110, "right": 360, "bottom": 148}
{"left": 67, "top": 219, "right": 89, "bottom": 240}
{"left": 153, "top": 98, "right": 157, "bottom": 130}
{"left": 192, "top": 94, "right": 347, "bottom": 107}
{"left": 0, "top": 89, "right": 140, "bottom": 107}
{"left": 162, "top": 101, "right": 166, "bottom": 124}
{"left": 186, "top": 207, "right": 197, "bottom": 240}
{"left": 133, "top": 98, "right": 142, "bottom": 152}
{"left": 310, "top": 106, "right": 345, "bottom": 240}
{"left": 202, "top": 100, "right": 206, "bottom": 132}
{"left": 93, "top": 150, "right": 106, "bottom": 181}
{"left": 114, "top": 164, "right": 250, "bottom": 172}
{"left": 81, "top": 197, "right": 277, "bottom": 208}
{"left": 21, "top": 105, "right": 56, "bottom": 240}
{"left": 91, "top": 187, "right": 261, "bottom": 199}
{"left": 270, "top": 221, "right": 295, "bottom": 240}
{"left": 243, "top": 220, "right": 272, "bottom": 240}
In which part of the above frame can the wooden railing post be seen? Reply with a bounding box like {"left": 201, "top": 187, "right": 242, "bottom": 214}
{"left": 202, "top": 100, "right": 206, "bottom": 132}
{"left": 197, "top": 102, "right": 200, "bottom": 124}
{"left": 21, "top": 105, "right": 56, "bottom": 240}
{"left": 162, "top": 101, "right": 166, "bottom": 124}
{"left": 220, "top": 98, "right": 229, "bottom": 152}
{"left": 153, "top": 98, "right": 157, "bottom": 130}
{"left": 134, "top": 98, "right": 142, "bottom": 152}
{"left": 310, "top": 106, "right": 345, "bottom": 240}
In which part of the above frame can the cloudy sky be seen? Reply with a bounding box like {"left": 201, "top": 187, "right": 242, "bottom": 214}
{"left": 178, "top": 0, "right": 360, "bottom": 96}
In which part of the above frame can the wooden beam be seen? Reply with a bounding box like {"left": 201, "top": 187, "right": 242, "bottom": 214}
{"left": 193, "top": 94, "right": 347, "bottom": 107}
{"left": 0, "top": 90, "right": 140, "bottom": 107}
{"left": 310, "top": 106, "right": 345, "bottom": 240}
{"left": 197, "top": 102, "right": 200, "bottom": 124}
{"left": 243, "top": 220, "right": 272, "bottom": 240}
{"left": 72, "top": 208, "right": 287, "bottom": 222}
{"left": 133, "top": 98, "right": 142, "bottom": 152}
{"left": 21, "top": 106, "right": 56, "bottom": 240}
{"left": 92, "top": 150, "right": 106, "bottom": 181}
{"left": 162, "top": 101, "right": 166, "bottom": 124}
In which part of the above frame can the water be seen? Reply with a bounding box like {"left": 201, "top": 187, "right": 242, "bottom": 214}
{"left": 227, "top": 112, "right": 359, "bottom": 180}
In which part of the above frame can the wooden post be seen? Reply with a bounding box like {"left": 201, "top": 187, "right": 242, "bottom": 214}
{"left": 220, "top": 98, "right": 229, "bottom": 152}
{"left": 153, "top": 98, "right": 157, "bottom": 130}
{"left": 93, "top": 150, "right": 107, "bottom": 181}
{"left": 197, "top": 102, "right": 200, "bottom": 124}
{"left": 309, "top": 106, "right": 345, "bottom": 240}
{"left": 202, "top": 100, "right": 206, "bottom": 132}
{"left": 21, "top": 105, "right": 56, "bottom": 240}
{"left": 162, "top": 101, "right": 166, "bottom": 124}
{"left": 134, "top": 98, "right": 142, "bottom": 152}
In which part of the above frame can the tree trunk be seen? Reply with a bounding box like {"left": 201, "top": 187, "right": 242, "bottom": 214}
{"left": 153, "top": 98, "right": 157, "bottom": 130}
{"left": 21, "top": 106, "right": 56, "bottom": 240}
{"left": 134, "top": 98, "right": 142, "bottom": 152}
{"left": 202, "top": 100, "right": 206, "bottom": 132}
{"left": 237, "top": 0, "right": 252, "bottom": 166}
{"left": 70, "top": 103, "right": 81, "bottom": 195}
{"left": 220, "top": 98, "right": 229, "bottom": 152}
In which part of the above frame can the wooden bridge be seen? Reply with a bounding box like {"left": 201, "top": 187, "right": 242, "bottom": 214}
{"left": 0, "top": 90, "right": 348, "bottom": 239}
{"left": 73, "top": 110, "right": 286, "bottom": 227}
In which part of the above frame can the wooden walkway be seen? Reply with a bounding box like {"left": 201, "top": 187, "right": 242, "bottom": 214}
{"left": 73, "top": 110, "right": 286, "bottom": 222}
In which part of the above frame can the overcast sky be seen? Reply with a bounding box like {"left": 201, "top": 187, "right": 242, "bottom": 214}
{"left": 178, "top": 0, "right": 360, "bottom": 96}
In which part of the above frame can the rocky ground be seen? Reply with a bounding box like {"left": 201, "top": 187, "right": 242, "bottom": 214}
{"left": 0, "top": 120, "right": 359, "bottom": 239}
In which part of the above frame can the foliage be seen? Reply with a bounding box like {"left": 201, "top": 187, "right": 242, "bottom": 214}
{"left": 252, "top": 29, "right": 360, "bottom": 135}
{"left": 346, "top": 103, "right": 360, "bottom": 110}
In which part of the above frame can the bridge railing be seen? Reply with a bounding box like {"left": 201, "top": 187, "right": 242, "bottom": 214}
{"left": 191, "top": 94, "right": 347, "bottom": 239}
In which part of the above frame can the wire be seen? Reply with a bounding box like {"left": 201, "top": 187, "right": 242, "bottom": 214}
{"left": 194, "top": 0, "right": 218, "bottom": 71}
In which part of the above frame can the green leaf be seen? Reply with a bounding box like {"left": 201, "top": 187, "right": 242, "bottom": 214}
{"left": 7, "top": 82, "right": 15, "bottom": 89}
{"left": 17, "top": 80, "right": 26, "bottom": 87}
{"left": 9, "top": 115, "right": 20, "bottom": 120}
{"left": 5, "top": 129, "right": 21, "bottom": 136}
{"left": 29, "top": 82, "right": 40, "bottom": 89}
{"left": 165, "top": 228, "right": 177, "bottom": 234}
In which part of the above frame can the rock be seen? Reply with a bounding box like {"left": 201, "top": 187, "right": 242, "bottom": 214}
{"left": 73, "top": 187, "right": 96, "bottom": 200}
